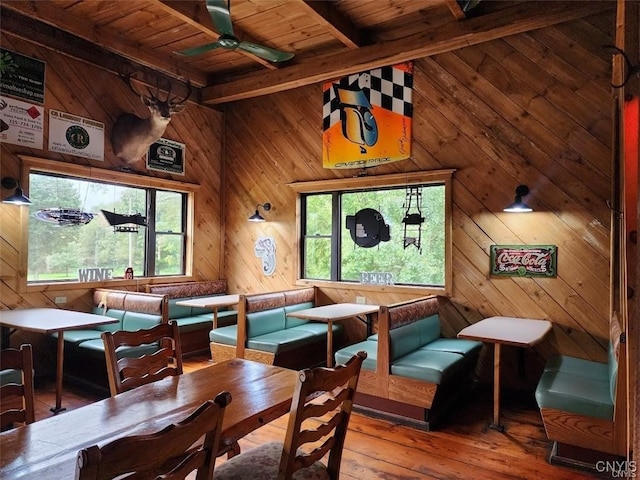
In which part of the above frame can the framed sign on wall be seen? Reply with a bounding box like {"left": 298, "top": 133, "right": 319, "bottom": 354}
{"left": 490, "top": 245, "right": 557, "bottom": 277}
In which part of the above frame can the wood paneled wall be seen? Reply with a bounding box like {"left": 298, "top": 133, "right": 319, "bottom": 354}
{"left": 223, "top": 14, "right": 614, "bottom": 387}
{"left": 0, "top": 34, "right": 224, "bottom": 367}
{"left": 0, "top": 13, "right": 617, "bottom": 388}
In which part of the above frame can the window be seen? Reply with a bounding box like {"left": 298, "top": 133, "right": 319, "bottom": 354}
{"left": 292, "top": 171, "right": 453, "bottom": 294}
{"left": 21, "top": 157, "right": 194, "bottom": 285}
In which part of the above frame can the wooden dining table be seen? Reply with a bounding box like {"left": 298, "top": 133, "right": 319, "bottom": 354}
{"left": 0, "top": 358, "right": 298, "bottom": 479}
{"left": 286, "top": 303, "right": 380, "bottom": 367}
{"left": 175, "top": 294, "right": 240, "bottom": 328}
{"left": 457, "top": 316, "right": 552, "bottom": 431}
{"left": 0, "top": 308, "right": 119, "bottom": 414}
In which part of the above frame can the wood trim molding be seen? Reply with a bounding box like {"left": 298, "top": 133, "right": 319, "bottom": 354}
{"left": 287, "top": 169, "right": 456, "bottom": 193}
{"left": 18, "top": 156, "right": 201, "bottom": 192}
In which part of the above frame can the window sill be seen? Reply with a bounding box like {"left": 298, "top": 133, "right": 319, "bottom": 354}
{"left": 295, "top": 278, "right": 448, "bottom": 296}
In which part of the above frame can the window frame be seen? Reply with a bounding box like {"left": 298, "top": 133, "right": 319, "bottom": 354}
{"left": 15, "top": 155, "right": 198, "bottom": 293}
{"left": 289, "top": 170, "right": 455, "bottom": 296}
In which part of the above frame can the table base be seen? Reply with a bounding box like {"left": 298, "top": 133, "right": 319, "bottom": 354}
{"left": 487, "top": 422, "right": 505, "bottom": 432}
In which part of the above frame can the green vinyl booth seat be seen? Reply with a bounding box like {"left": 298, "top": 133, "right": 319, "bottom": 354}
{"left": 209, "top": 287, "right": 341, "bottom": 369}
{"left": 48, "top": 289, "right": 168, "bottom": 393}
{"left": 52, "top": 289, "right": 166, "bottom": 357}
{"left": 334, "top": 296, "right": 482, "bottom": 430}
{"left": 535, "top": 351, "right": 616, "bottom": 420}
{"left": 534, "top": 316, "right": 628, "bottom": 457}
{"left": 147, "top": 280, "right": 238, "bottom": 356}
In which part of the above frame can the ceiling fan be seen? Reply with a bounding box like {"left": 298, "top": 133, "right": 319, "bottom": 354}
{"left": 177, "top": 0, "right": 294, "bottom": 62}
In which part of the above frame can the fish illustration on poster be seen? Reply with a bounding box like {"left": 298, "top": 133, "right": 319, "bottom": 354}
{"left": 322, "top": 62, "right": 413, "bottom": 169}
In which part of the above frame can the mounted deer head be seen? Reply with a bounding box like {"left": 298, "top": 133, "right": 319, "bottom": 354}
{"left": 111, "top": 72, "right": 191, "bottom": 163}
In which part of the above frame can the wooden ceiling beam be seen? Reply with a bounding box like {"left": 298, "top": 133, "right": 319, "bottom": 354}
{"left": 201, "top": 1, "right": 614, "bottom": 104}
{"left": 2, "top": 2, "right": 207, "bottom": 86}
{"left": 298, "top": 0, "right": 363, "bottom": 49}
{"left": 0, "top": 6, "right": 203, "bottom": 105}
{"left": 1, "top": 1, "right": 208, "bottom": 86}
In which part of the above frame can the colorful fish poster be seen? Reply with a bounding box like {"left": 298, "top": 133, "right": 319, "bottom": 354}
{"left": 322, "top": 62, "right": 413, "bottom": 169}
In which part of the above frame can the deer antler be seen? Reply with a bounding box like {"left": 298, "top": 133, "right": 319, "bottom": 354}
{"left": 120, "top": 72, "right": 191, "bottom": 106}
{"left": 120, "top": 72, "right": 147, "bottom": 98}
{"left": 168, "top": 77, "right": 192, "bottom": 108}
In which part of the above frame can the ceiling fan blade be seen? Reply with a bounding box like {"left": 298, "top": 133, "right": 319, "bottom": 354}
{"left": 206, "top": 0, "right": 234, "bottom": 37}
{"left": 176, "top": 41, "right": 222, "bottom": 57}
{"left": 238, "top": 41, "right": 294, "bottom": 63}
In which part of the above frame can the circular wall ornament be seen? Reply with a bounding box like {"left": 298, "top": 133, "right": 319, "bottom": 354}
{"left": 345, "top": 208, "right": 390, "bottom": 248}
{"left": 66, "top": 125, "right": 90, "bottom": 149}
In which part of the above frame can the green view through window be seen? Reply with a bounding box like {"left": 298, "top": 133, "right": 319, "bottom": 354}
{"left": 27, "top": 171, "right": 187, "bottom": 283}
{"left": 298, "top": 172, "right": 451, "bottom": 289}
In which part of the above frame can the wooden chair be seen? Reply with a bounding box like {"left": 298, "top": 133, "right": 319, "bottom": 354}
{"left": 215, "top": 351, "right": 367, "bottom": 480}
{"left": 0, "top": 344, "right": 36, "bottom": 430}
{"left": 101, "top": 321, "right": 183, "bottom": 396}
{"left": 75, "top": 391, "right": 232, "bottom": 480}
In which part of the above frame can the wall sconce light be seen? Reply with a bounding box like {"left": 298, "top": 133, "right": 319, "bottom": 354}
{"left": 503, "top": 185, "right": 532, "bottom": 213}
{"left": 248, "top": 202, "right": 271, "bottom": 222}
{"left": 1, "top": 177, "right": 32, "bottom": 205}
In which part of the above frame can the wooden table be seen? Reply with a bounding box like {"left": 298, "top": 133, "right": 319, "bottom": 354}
{"left": 0, "top": 359, "right": 297, "bottom": 479}
{"left": 175, "top": 294, "right": 240, "bottom": 328}
{"left": 457, "top": 316, "right": 552, "bottom": 431}
{"left": 287, "top": 303, "right": 379, "bottom": 367}
{"left": 0, "top": 308, "right": 118, "bottom": 414}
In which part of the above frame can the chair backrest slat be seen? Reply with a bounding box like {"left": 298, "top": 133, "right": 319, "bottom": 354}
{"left": 76, "top": 391, "right": 232, "bottom": 480}
{"left": 101, "top": 321, "right": 183, "bottom": 396}
{"left": 280, "top": 351, "right": 366, "bottom": 480}
{"left": 0, "top": 344, "right": 35, "bottom": 429}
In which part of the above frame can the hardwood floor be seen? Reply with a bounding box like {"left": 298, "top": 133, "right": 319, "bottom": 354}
{"left": 31, "top": 355, "right": 600, "bottom": 479}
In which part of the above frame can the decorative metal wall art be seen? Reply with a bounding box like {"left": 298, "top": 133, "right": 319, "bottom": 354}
{"left": 345, "top": 208, "right": 390, "bottom": 248}
{"left": 490, "top": 245, "right": 557, "bottom": 277}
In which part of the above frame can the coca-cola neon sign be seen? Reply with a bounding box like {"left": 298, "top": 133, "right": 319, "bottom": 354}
{"left": 490, "top": 245, "right": 557, "bottom": 277}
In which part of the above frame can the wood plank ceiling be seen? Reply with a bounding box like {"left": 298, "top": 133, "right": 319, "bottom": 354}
{"left": 1, "top": 1, "right": 614, "bottom": 106}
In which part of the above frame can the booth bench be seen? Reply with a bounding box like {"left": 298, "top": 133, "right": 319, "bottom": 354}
{"left": 535, "top": 314, "right": 627, "bottom": 459}
{"left": 146, "top": 280, "right": 237, "bottom": 355}
{"left": 209, "top": 286, "right": 342, "bottom": 369}
{"left": 55, "top": 288, "right": 167, "bottom": 392}
{"left": 334, "top": 296, "right": 482, "bottom": 430}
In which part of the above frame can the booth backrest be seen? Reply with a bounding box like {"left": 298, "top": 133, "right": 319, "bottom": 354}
{"left": 244, "top": 288, "right": 316, "bottom": 314}
{"left": 243, "top": 287, "right": 316, "bottom": 337}
{"left": 388, "top": 315, "right": 441, "bottom": 361}
{"left": 93, "top": 289, "right": 167, "bottom": 327}
{"left": 146, "top": 281, "right": 229, "bottom": 318}
{"left": 89, "top": 308, "right": 126, "bottom": 333}
{"left": 246, "top": 291, "right": 285, "bottom": 313}
{"left": 387, "top": 296, "right": 439, "bottom": 328}
{"left": 284, "top": 302, "right": 315, "bottom": 328}
{"left": 146, "top": 280, "right": 228, "bottom": 299}
{"left": 246, "top": 309, "right": 287, "bottom": 337}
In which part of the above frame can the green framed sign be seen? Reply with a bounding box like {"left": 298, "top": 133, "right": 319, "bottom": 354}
{"left": 490, "top": 245, "right": 557, "bottom": 277}
{"left": 0, "top": 48, "right": 46, "bottom": 104}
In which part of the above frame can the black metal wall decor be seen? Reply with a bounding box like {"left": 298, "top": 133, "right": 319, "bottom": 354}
{"left": 345, "top": 208, "right": 390, "bottom": 248}
{"left": 101, "top": 209, "right": 147, "bottom": 233}
{"left": 402, "top": 186, "right": 425, "bottom": 252}
{"left": 34, "top": 208, "right": 94, "bottom": 226}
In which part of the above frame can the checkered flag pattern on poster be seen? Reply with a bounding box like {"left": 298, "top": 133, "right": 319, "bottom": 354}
{"left": 322, "top": 62, "right": 413, "bottom": 169}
